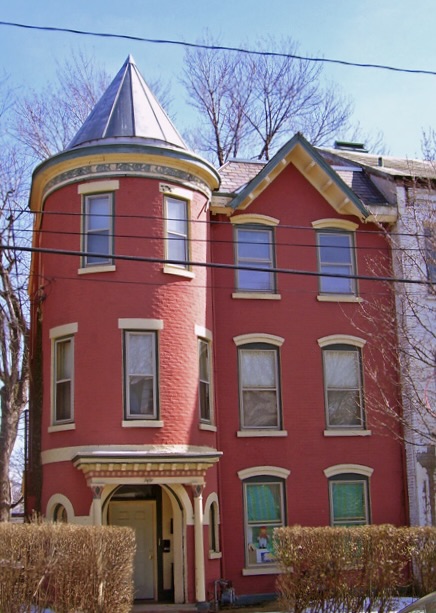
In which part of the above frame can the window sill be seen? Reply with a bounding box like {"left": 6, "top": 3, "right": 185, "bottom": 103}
{"left": 208, "top": 551, "right": 222, "bottom": 560}
{"left": 163, "top": 265, "right": 195, "bottom": 279}
{"left": 78, "top": 264, "right": 116, "bottom": 275}
{"left": 324, "top": 429, "right": 371, "bottom": 437}
{"left": 237, "top": 430, "right": 288, "bottom": 438}
{"left": 232, "top": 292, "right": 281, "bottom": 300}
{"left": 317, "top": 294, "right": 362, "bottom": 303}
{"left": 122, "top": 420, "right": 164, "bottom": 428}
{"left": 199, "top": 423, "right": 217, "bottom": 432}
{"left": 242, "top": 566, "right": 280, "bottom": 576}
{"left": 48, "top": 423, "right": 76, "bottom": 433}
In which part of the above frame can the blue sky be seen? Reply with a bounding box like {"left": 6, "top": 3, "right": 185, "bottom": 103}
{"left": 1, "top": 0, "right": 436, "bottom": 158}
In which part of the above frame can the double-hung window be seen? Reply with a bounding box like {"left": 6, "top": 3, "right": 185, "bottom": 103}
{"left": 124, "top": 331, "right": 158, "bottom": 419}
{"left": 235, "top": 226, "right": 275, "bottom": 292}
{"left": 322, "top": 344, "right": 364, "bottom": 429}
{"left": 83, "top": 193, "right": 113, "bottom": 266}
{"left": 165, "top": 197, "right": 189, "bottom": 268}
{"left": 238, "top": 343, "right": 281, "bottom": 429}
{"left": 329, "top": 474, "right": 370, "bottom": 526}
{"left": 317, "top": 230, "right": 356, "bottom": 295}
{"left": 53, "top": 336, "right": 74, "bottom": 424}
{"left": 243, "top": 477, "right": 285, "bottom": 566}
{"left": 199, "top": 339, "right": 212, "bottom": 423}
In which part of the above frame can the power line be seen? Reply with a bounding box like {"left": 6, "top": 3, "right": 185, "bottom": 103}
{"left": 3, "top": 243, "right": 431, "bottom": 286}
{"left": 1, "top": 20, "right": 436, "bottom": 77}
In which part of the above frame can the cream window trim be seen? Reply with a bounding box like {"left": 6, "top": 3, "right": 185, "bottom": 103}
{"left": 46, "top": 494, "right": 75, "bottom": 522}
{"left": 203, "top": 493, "right": 220, "bottom": 523}
{"left": 163, "top": 265, "right": 195, "bottom": 279}
{"left": 242, "top": 566, "right": 280, "bottom": 576}
{"left": 195, "top": 325, "right": 213, "bottom": 341}
{"left": 78, "top": 264, "right": 116, "bottom": 275}
{"left": 237, "top": 430, "right": 287, "bottom": 438}
{"left": 121, "top": 420, "right": 164, "bottom": 428}
{"left": 78, "top": 180, "right": 120, "bottom": 194}
{"left": 232, "top": 292, "right": 281, "bottom": 300}
{"left": 199, "top": 423, "right": 217, "bottom": 432}
{"left": 324, "top": 429, "right": 371, "bottom": 437}
{"left": 159, "top": 183, "right": 192, "bottom": 201}
{"left": 230, "top": 214, "right": 280, "bottom": 227}
{"left": 48, "top": 423, "right": 76, "bottom": 433}
{"left": 317, "top": 334, "right": 366, "bottom": 348}
{"left": 209, "top": 552, "right": 223, "bottom": 560}
{"left": 118, "top": 318, "right": 164, "bottom": 330}
{"left": 317, "top": 294, "right": 362, "bottom": 303}
{"left": 233, "top": 333, "right": 285, "bottom": 347}
{"left": 312, "top": 219, "right": 358, "bottom": 231}
{"left": 324, "top": 464, "right": 374, "bottom": 478}
{"left": 238, "top": 466, "right": 291, "bottom": 481}
{"left": 50, "top": 323, "right": 78, "bottom": 339}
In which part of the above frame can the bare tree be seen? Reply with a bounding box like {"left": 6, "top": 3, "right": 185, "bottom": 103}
{"left": 183, "top": 36, "right": 354, "bottom": 164}
{"left": 0, "top": 137, "right": 30, "bottom": 522}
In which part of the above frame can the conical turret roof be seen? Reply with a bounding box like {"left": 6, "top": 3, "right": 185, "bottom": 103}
{"left": 67, "top": 55, "right": 187, "bottom": 151}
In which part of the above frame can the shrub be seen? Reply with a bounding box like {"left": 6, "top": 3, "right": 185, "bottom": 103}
{"left": 274, "top": 525, "right": 436, "bottom": 613}
{"left": 0, "top": 522, "right": 135, "bottom": 613}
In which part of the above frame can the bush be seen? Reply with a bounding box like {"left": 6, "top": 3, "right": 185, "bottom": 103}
{"left": 274, "top": 525, "right": 436, "bottom": 613}
{"left": 0, "top": 522, "right": 135, "bottom": 613}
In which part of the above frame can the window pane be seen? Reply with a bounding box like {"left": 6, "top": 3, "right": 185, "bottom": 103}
{"left": 245, "top": 481, "right": 284, "bottom": 566}
{"left": 332, "top": 481, "right": 367, "bottom": 525}
{"left": 129, "top": 376, "right": 154, "bottom": 415}
{"left": 56, "top": 340, "right": 72, "bottom": 380}
{"left": 128, "top": 334, "right": 153, "bottom": 374}
{"left": 246, "top": 483, "right": 282, "bottom": 523}
{"left": 236, "top": 227, "right": 274, "bottom": 292}
{"left": 87, "top": 197, "right": 110, "bottom": 231}
{"left": 324, "top": 348, "right": 362, "bottom": 427}
{"left": 126, "top": 333, "right": 156, "bottom": 418}
{"left": 199, "top": 340, "right": 211, "bottom": 422}
{"left": 238, "top": 229, "right": 272, "bottom": 260}
{"left": 318, "top": 232, "right": 355, "bottom": 294}
{"left": 325, "top": 351, "right": 359, "bottom": 387}
{"left": 319, "top": 234, "right": 352, "bottom": 264}
{"left": 56, "top": 381, "right": 71, "bottom": 421}
{"left": 84, "top": 194, "right": 112, "bottom": 265}
{"left": 327, "top": 390, "right": 362, "bottom": 426}
{"left": 166, "top": 198, "right": 188, "bottom": 265}
{"left": 55, "top": 338, "right": 73, "bottom": 423}
{"left": 243, "top": 391, "right": 278, "bottom": 427}
{"left": 241, "top": 350, "right": 275, "bottom": 387}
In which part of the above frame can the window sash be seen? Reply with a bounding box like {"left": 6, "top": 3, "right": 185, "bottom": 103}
{"left": 125, "top": 331, "right": 157, "bottom": 419}
{"left": 199, "top": 339, "right": 211, "bottom": 422}
{"left": 236, "top": 227, "right": 275, "bottom": 292}
{"left": 323, "top": 348, "right": 363, "bottom": 428}
{"left": 330, "top": 479, "right": 369, "bottom": 526}
{"left": 424, "top": 226, "right": 436, "bottom": 283}
{"left": 166, "top": 197, "right": 188, "bottom": 267}
{"left": 83, "top": 194, "right": 113, "bottom": 266}
{"left": 318, "top": 232, "right": 355, "bottom": 294}
{"left": 244, "top": 480, "right": 284, "bottom": 566}
{"left": 239, "top": 348, "right": 280, "bottom": 429}
{"left": 54, "top": 337, "right": 73, "bottom": 423}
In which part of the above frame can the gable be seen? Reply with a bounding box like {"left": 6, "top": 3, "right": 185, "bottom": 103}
{"left": 214, "top": 134, "right": 370, "bottom": 221}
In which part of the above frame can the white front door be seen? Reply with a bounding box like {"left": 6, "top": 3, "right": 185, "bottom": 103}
{"left": 109, "top": 500, "right": 156, "bottom": 600}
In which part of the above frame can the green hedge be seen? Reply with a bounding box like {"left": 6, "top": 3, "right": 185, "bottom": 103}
{"left": 0, "top": 522, "right": 135, "bottom": 613}
{"left": 274, "top": 525, "right": 436, "bottom": 613}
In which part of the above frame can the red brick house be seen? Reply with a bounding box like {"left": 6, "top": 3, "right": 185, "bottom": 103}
{"left": 26, "top": 56, "right": 407, "bottom": 605}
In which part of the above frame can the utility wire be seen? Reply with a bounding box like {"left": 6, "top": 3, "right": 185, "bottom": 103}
{"left": 1, "top": 20, "right": 436, "bottom": 77}
{"left": 3, "top": 243, "right": 431, "bottom": 286}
